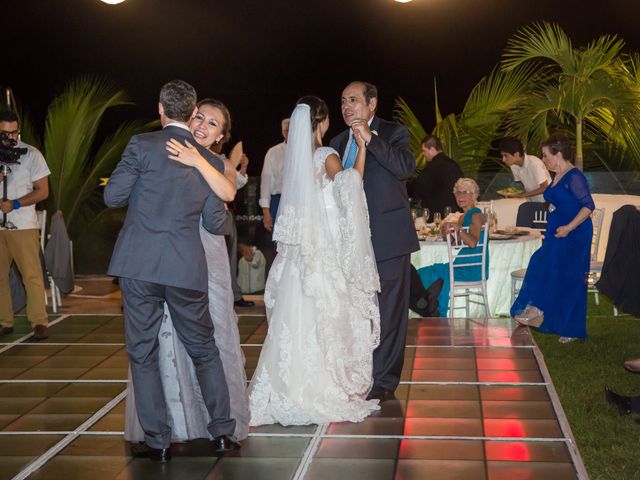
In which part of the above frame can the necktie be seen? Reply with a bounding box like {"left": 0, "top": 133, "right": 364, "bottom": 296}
{"left": 343, "top": 138, "right": 358, "bottom": 169}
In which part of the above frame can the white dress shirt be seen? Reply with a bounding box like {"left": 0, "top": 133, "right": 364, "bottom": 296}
{"left": 510, "top": 154, "right": 551, "bottom": 202}
{"left": 259, "top": 141, "right": 287, "bottom": 209}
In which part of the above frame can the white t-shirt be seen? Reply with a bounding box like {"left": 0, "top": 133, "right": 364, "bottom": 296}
{"left": 259, "top": 142, "right": 287, "bottom": 208}
{"left": 510, "top": 154, "right": 551, "bottom": 202}
{"left": 0, "top": 141, "right": 51, "bottom": 230}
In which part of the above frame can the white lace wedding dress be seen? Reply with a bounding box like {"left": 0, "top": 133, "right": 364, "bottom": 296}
{"left": 248, "top": 146, "right": 381, "bottom": 426}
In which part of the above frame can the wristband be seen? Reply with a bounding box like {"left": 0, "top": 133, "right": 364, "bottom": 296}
{"left": 12, "top": 199, "right": 21, "bottom": 210}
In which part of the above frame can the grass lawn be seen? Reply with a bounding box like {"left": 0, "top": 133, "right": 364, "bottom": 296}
{"left": 533, "top": 295, "right": 640, "bottom": 480}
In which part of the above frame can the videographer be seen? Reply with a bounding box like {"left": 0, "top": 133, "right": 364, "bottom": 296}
{"left": 0, "top": 110, "right": 50, "bottom": 340}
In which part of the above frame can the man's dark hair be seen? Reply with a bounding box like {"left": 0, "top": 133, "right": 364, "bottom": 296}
{"left": 498, "top": 136, "right": 524, "bottom": 156}
{"left": 421, "top": 134, "right": 443, "bottom": 151}
{"left": 0, "top": 110, "right": 19, "bottom": 125}
{"left": 159, "top": 80, "right": 197, "bottom": 122}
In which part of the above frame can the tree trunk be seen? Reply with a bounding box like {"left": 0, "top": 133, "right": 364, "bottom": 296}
{"left": 575, "top": 117, "right": 584, "bottom": 170}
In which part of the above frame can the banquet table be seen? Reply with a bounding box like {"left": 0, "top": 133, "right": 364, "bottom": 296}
{"left": 479, "top": 194, "right": 640, "bottom": 261}
{"left": 411, "top": 229, "right": 542, "bottom": 317}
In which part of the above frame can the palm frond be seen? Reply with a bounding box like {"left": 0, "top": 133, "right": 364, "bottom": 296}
{"left": 502, "top": 22, "right": 574, "bottom": 72}
{"left": 393, "top": 97, "right": 427, "bottom": 168}
{"left": 44, "top": 76, "right": 132, "bottom": 216}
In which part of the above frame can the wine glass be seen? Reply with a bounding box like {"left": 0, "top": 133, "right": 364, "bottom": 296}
{"left": 444, "top": 206, "right": 452, "bottom": 218}
{"left": 423, "top": 208, "right": 430, "bottom": 225}
{"left": 433, "top": 212, "right": 442, "bottom": 229}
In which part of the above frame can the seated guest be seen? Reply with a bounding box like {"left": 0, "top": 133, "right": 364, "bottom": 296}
{"left": 499, "top": 136, "right": 551, "bottom": 202}
{"left": 416, "top": 178, "right": 488, "bottom": 317}
{"left": 412, "top": 135, "right": 463, "bottom": 217}
{"left": 511, "top": 133, "right": 595, "bottom": 343}
{"left": 237, "top": 242, "right": 266, "bottom": 294}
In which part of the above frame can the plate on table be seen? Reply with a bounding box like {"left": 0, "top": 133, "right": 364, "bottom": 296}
{"left": 494, "top": 228, "right": 530, "bottom": 237}
{"left": 489, "top": 232, "right": 516, "bottom": 240}
{"left": 497, "top": 187, "right": 523, "bottom": 197}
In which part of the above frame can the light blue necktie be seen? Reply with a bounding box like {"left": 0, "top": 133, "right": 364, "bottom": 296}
{"left": 343, "top": 138, "right": 358, "bottom": 169}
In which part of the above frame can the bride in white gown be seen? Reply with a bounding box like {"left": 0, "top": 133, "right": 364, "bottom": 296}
{"left": 248, "top": 96, "right": 381, "bottom": 426}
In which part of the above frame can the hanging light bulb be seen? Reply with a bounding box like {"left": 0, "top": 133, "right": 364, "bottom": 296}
{"left": 100, "top": 0, "right": 126, "bottom": 4}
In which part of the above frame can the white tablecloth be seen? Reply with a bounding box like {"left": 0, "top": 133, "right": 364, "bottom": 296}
{"left": 411, "top": 232, "right": 542, "bottom": 316}
{"left": 482, "top": 194, "right": 640, "bottom": 261}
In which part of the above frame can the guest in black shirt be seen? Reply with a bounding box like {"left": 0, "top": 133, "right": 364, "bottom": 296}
{"left": 412, "top": 135, "right": 463, "bottom": 217}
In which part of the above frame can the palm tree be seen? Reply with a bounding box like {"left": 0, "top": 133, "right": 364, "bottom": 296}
{"left": 394, "top": 66, "right": 533, "bottom": 178}
{"left": 39, "top": 77, "right": 157, "bottom": 239}
{"left": 501, "top": 22, "right": 640, "bottom": 170}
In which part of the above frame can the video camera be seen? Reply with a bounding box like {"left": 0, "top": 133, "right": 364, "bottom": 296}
{"left": 0, "top": 131, "right": 27, "bottom": 165}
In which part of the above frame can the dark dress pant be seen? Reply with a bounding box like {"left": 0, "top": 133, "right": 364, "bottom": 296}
{"left": 120, "top": 278, "right": 235, "bottom": 448}
{"left": 372, "top": 254, "right": 411, "bottom": 392}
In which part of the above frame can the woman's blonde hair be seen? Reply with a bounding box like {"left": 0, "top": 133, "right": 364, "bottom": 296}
{"left": 453, "top": 178, "right": 480, "bottom": 201}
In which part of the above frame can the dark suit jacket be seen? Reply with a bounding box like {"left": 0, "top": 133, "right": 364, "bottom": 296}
{"left": 413, "top": 152, "right": 463, "bottom": 215}
{"left": 104, "top": 125, "right": 227, "bottom": 293}
{"left": 330, "top": 116, "right": 419, "bottom": 262}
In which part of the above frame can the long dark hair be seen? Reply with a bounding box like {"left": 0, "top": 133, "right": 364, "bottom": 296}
{"left": 296, "top": 95, "right": 328, "bottom": 132}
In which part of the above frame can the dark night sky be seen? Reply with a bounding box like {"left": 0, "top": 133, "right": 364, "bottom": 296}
{"left": 6, "top": 0, "right": 640, "bottom": 174}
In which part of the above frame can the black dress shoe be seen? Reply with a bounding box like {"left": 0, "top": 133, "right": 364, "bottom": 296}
{"left": 0, "top": 326, "right": 14, "bottom": 336}
{"left": 605, "top": 386, "right": 633, "bottom": 415}
{"left": 32, "top": 325, "right": 48, "bottom": 341}
{"left": 234, "top": 298, "right": 255, "bottom": 308}
{"left": 214, "top": 434, "right": 241, "bottom": 453}
{"left": 131, "top": 442, "right": 171, "bottom": 462}
{"left": 426, "top": 279, "right": 443, "bottom": 308}
{"left": 366, "top": 389, "right": 394, "bottom": 403}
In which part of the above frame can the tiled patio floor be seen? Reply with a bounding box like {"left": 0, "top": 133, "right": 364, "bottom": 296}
{"left": 0, "top": 278, "right": 586, "bottom": 479}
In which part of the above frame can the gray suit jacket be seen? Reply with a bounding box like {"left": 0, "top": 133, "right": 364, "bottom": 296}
{"left": 330, "top": 116, "right": 419, "bottom": 262}
{"left": 104, "top": 125, "right": 226, "bottom": 293}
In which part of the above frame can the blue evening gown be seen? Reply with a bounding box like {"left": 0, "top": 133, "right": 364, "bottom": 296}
{"left": 511, "top": 168, "right": 595, "bottom": 338}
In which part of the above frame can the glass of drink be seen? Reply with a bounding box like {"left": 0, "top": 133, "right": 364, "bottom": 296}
{"left": 444, "top": 206, "right": 452, "bottom": 218}
{"left": 423, "top": 208, "right": 430, "bottom": 225}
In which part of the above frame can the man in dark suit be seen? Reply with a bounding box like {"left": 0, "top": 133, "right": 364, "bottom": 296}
{"left": 104, "top": 80, "right": 238, "bottom": 462}
{"left": 413, "top": 135, "right": 463, "bottom": 216}
{"left": 330, "top": 81, "right": 419, "bottom": 402}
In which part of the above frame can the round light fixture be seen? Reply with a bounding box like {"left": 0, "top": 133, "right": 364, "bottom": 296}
{"left": 100, "top": 0, "right": 126, "bottom": 4}
{"left": 395, "top": 0, "right": 413, "bottom": 3}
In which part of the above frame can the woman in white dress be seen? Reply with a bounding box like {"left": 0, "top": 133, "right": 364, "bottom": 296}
{"left": 125, "top": 99, "right": 250, "bottom": 442}
{"left": 248, "top": 96, "right": 381, "bottom": 426}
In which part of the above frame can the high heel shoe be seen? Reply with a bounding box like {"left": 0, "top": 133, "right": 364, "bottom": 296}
{"left": 513, "top": 306, "right": 544, "bottom": 328}
{"left": 514, "top": 315, "right": 544, "bottom": 328}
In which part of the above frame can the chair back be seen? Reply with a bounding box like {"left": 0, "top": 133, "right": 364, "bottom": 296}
{"left": 590, "top": 208, "right": 605, "bottom": 262}
{"left": 36, "top": 210, "right": 47, "bottom": 252}
{"left": 516, "top": 202, "right": 548, "bottom": 233}
{"left": 446, "top": 221, "right": 490, "bottom": 284}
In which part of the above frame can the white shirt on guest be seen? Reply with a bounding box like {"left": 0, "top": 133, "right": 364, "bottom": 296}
{"left": 259, "top": 142, "right": 286, "bottom": 208}
{"left": 510, "top": 154, "right": 551, "bottom": 202}
{"left": 237, "top": 247, "right": 266, "bottom": 293}
{"left": 0, "top": 141, "right": 51, "bottom": 230}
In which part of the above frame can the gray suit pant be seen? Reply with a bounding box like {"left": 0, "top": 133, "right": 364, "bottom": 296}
{"left": 120, "top": 278, "right": 235, "bottom": 448}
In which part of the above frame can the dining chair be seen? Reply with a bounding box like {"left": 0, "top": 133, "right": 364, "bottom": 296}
{"left": 586, "top": 208, "right": 614, "bottom": 312}
{"left": 515, "top": 202, "right": 548, "bottom": 235}
{"left": 446, "top": 222, "right": 490, "bottom": 318}
{"left": 37, "top": 210, "right": 62, "bottom": 313}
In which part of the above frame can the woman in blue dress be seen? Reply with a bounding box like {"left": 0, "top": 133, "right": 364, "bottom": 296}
{"left": 417, "top": 178, "right": 488, "bottom": 316}
{"left": 511, "top": 133, "right": 595, "bottom": 343}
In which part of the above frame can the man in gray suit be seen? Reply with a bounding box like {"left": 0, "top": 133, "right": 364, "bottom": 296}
{"left": 330, "top": 81, "right": 419, "bottom": 403}
{"left": 104, "top": 80, "right": 239, "bottom": 462}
